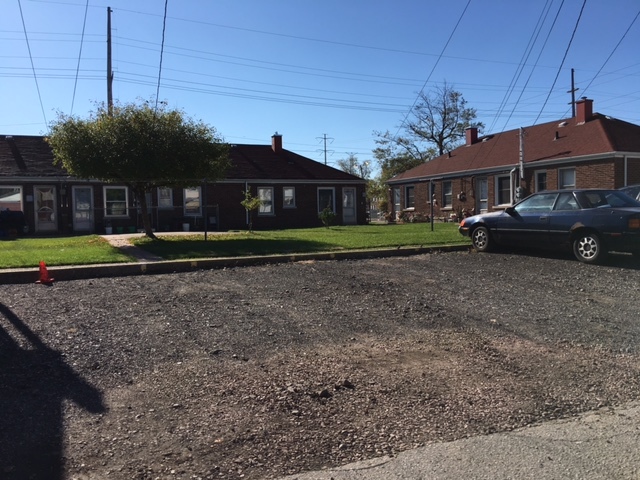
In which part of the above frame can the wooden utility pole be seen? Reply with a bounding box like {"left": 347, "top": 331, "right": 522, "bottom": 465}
{"left": 107, "top": 7, "right": 113, "bottom": 114}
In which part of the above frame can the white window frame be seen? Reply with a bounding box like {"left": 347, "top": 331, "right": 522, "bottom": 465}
{"left": 559, "top": 168, "right": 576, "bottom": 189}
{"left": 318, "top": 187, "right": 336, "bottom": 214}
{"left": 183, "top": 187, "right": 202, "bottom": 217}
{"left": 0, "top": 185, "right": 23, "bottom": 211}
{"left": 158, "top": 187, "right": 173, "bottom": 209}
{"left": 535, "top": 170, "right": 547, "bottom": 192}
{"left": 103, "top": 186, "right": 129, "bottom": 217}
{"left": 258, "top": 187, "right": 274, "bottom": 215}
{"left": 495, "top": 174, "right": 512, "bottom": 206}
{"left": 283, "top": 186, "right": 296, "bottom": 208}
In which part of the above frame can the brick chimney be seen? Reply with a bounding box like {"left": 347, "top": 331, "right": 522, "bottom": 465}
{"left": 465, "top": 126, "right": 478, "bottom": 146}
{"left": 271, "top": 132, "right": 283, "bottom": 153}
{"left": 576, "top": 97, "right": 593, "bottom": 124}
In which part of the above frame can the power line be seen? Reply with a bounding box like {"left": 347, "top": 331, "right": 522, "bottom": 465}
{"left": 155, "top": 0, "right": 169, "bottom": 111}
{"left": 70, "top": 0, "right": 89, "bottom": 114}
{"left": 533, "top": 0, "right": 587, "bottom": 125}
{"left": 17, "top": 0, "right": 48, "bottom": 127}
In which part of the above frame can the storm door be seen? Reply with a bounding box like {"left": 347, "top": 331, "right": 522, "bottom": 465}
{"left": 342, "top": 188, "right": 356, "bottom": 224}
{"left": 34, "top": 186, "right": 57, "bottom": 232}
{"left": 72, "top": 186, "right": 94, "bottom": 232}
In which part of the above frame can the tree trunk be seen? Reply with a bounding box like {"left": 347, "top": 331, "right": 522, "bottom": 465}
{"left": 135, "top": 188, "right": 157, "bottom": 239}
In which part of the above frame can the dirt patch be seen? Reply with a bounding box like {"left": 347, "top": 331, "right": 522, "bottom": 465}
{"left": 2, "top": 251, "right": 640, "bottom": 479}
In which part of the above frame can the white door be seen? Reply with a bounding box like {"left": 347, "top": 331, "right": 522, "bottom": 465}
{"left": 34, "top": 186, "right": 57, "bottom": 232}
{"left": 72, "top": 186, "right": 94, "bottom": 232}
{"left": 342, "top": 188, "right": 357, "bottom": 225}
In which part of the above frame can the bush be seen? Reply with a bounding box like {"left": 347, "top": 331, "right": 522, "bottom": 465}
{"left": 319, "top": 207, "right": 337, "bottom": 227}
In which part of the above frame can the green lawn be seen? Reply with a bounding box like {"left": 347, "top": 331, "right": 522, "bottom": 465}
{"left": 0, "top": 235, "right": 133, "bottom": 269}
{"left": 132, "top": 223, "right": 469, "bottom": 260}
{"left": 0, "top": 223, "right": 470, "bottom": 268}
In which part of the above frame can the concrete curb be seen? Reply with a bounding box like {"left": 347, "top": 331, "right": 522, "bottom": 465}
{"left": 0, "top": 245, "right": 471, "bottom": 285}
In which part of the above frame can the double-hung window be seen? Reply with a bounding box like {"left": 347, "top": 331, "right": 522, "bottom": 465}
{"left": 184, "top": 187, "right": 201, "bottom": 216}
{"left": 442, "top": 181, "right": 452, "bottom": 207}
{"left": 283, "top": 187, "right": 295, "bottom": 208}
{"left": 535, "top": 170, "right": 547, "bottom": 192}
{"left": 496, "top": 175, "right": 512, "bottom": 205}
{"left": 559, "top": 168, "right": 576, "bottom": 189}
{"left": 258, "top": 187, "right": 273, "bottom": 215}
{"left": 318, "top": 188, "right": 335, "bottom": 213}
{"left": 0, "top": 186, "right": 22, "bottom": 211}
{"left": 104, "top": 186, "right": 128, "bottom": 216}
{"left": 158, "top": 187, "right": 173, "bottom": 209}
{"left": 405, "top": 186, "right": 415, "bottom": 208}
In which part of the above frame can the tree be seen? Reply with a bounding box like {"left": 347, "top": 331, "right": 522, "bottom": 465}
{"left": 47, "top": 101, "right": 229, "bottom": 238}
{"left": 240, "top": 188, "right": 262, "bottom": 233}
{"left": 372, "top": 83, "right": 483, "bottom": 181}
{"left": 336, "top": 153, "right": 372, "bottom": 180}
{"left": 407, "top": 82, "right": 483, "bottom": 156}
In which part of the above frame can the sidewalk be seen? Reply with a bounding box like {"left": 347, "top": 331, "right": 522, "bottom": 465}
{"left": 279, "top": 402, "right": 640, "bottom": 479}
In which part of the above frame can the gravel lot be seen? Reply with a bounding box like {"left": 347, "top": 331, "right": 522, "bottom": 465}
{"left": 2, "top": 250, "right": 640, "bottom": 479}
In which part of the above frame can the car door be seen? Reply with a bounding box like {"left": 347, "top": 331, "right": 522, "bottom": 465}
{"left": 547, "top": 192, "right": 582, "bottom": 248}
{"left": 494, "top": 192, "right": 558, "bottom": 247}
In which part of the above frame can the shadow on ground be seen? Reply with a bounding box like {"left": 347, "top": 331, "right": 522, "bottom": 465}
{"left": 0, "top": 303, "right": 106, "bottom": 479}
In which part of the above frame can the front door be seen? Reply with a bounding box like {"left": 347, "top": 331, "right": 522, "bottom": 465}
{"left": 72, "top": 186, "right": 94, "bottom": 232}
{"left": 34, "top": 186, "right": 57, "bottom": 232}
{"left": 342, "top": 188, "right": 356, "bottom": 224}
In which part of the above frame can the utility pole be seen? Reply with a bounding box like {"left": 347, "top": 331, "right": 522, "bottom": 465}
{"left": 107, "top": 7, "right": 114, "bottom": 114}
{"left": 316, "top": 134, "right": 333, "bottom": 165}
{"left": 567, "top": 68, "right": 579, "bottom": 118}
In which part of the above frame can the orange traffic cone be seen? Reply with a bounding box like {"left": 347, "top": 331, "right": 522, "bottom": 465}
{"left": 36, "top": 261, "right": 54, "bottom": 284}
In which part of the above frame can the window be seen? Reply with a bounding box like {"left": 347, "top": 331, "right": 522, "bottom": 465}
{"left": 514, "top": 193, "right": 558, "bottom": 213}
{"left": 477, "top": 177, "right": 488, "bottom": 213}
{"left": 559, "top": 168, "right": 576, "bottom": 189}
{"left": 104, "top": 186, "right": 128, "bottom": 216}
{"left": 158, "top": 187, "right": 173, "bottom": 209}
{"left": 535, "top": 170, "right": 547, "bottom": 192}
{"left": 554, "top": 192, "right": 579, "bottom": 211}
{"left": 393, "top": 187, "right": 400, "bottom": 213}
{"left": 496, "top": 175, "right": 512, "bottom": 205}
{"left": 405, "top": 186, "right": 415, "bottom": 208}
{"left": 0, "top": 186, "right": 22, "bottom": 211}
{"left": 183, "top": 187, "right": 201, "bottom": 216}
{"left": 283, "top": 187, "right": 295, "bottom": 208}
{"left": 442, "top": 181, "right": 452, "bottom": 207}
{"left": 258, "top": 187, "right": 273, "bottom": 215}
{"left": 318, "top": 187, "right": 335, "bottom": 213}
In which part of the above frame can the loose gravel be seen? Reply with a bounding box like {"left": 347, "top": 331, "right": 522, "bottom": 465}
{"left": 2, "top": 250, "right": 640, "bottom": 479}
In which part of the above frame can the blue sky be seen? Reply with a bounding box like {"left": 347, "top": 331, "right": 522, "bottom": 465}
{"left": 2, "top": 0, "right": 639, "bottom": 170}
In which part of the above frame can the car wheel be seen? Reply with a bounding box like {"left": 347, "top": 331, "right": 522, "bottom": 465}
{"left": 471, "top": 226, "right": 492, "bottom": 252}
{"left": 573, "top": 231, "right": 606, "bottom": 264}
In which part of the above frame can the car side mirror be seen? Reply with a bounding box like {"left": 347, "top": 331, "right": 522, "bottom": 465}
{"left": 505, "top": 206, "right": 516, "bottom": 215}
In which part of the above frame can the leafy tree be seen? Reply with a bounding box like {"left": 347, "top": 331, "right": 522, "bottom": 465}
{"left": 373, "top": 130, "right": 428, "bottom": 182}
{"left": 47, "top": 101, "right": 229, "bottom": 238}
{"left": 240, "top": 189, "right": 262, "bottom": 233}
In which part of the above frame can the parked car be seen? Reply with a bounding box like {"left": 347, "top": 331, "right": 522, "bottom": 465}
{"left": 619, "top": 185, "right": 640, "bottom": 201}
{"left": 458, "top": 189, "right": 640, "bottom": 264}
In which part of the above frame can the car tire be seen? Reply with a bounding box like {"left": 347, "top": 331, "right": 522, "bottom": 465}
{"left": 471, "top": 226, "right": 492, "bottom": 252}
{"left": 573, "top": 231, "right": 606, "bottom": 264}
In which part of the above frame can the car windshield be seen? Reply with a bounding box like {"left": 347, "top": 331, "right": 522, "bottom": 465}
{"left": 620, "top": 186, "right": 640, "bottom": 199}
{"left": 577, "top": 190, "right": 640, "bottom": 209}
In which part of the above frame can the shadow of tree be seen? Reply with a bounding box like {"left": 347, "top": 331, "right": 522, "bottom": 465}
{"left": 0, "top": 303, "right": 106, "bottom": 479}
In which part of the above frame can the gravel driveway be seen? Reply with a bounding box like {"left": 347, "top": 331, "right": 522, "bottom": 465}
{"left": 2, "top": 250, "right": 640, "bottom": 479}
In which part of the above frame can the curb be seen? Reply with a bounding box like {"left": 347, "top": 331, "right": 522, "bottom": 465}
{"left": 0, "top": 245, "right": 470, "bottom": 285}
